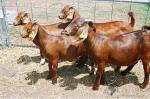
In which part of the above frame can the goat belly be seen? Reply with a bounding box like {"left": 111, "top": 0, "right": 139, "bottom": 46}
{"left": 108, "top": 54, "right": 140, "bottom": 66}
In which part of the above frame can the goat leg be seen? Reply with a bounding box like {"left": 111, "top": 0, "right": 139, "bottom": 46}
{"left": 93, "top": 62, "right": 106, "bottom": 90}
{"left": 89, "top": 61, "right": 95, "bottom": 75}
{"left": 51, "top": 59, "right": 58, "bottom": 84}
{"left": 46, "top": 61, "right": 52, "bottom": 80}
{"left": 114, "top": 66, "right": 121, "bottom": 72}
{"left": 139, "top": 59, "right": 149, "bottom": 89}
{"left": 76, "top": 54, "right": 88, "bottom": 68}
{"left": 40, "top": 49, "right": 46, "bottom": 65}
{"left": 121, "top": 62, "right": 137, "bottom": 76}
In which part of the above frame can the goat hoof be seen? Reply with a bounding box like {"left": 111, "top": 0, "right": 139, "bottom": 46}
{"left": 120, "top": 71, "right": 127, "bottom": 76}
{"left": 40, "top": 62, "right": 45, "bottom": 65}
{"left": 114, "top": 69, "right": 120, "bottom": 72}
{"left": 40, "top": 58, "right": 46, "bottom": 65}
{"left": 92, "top": 85, "right": 99, "bottom": 90}
{"left": 46, "top": 75, "right": 51, "bottom": 80}
{"left": 139, "top": 83, "right": 146, "bottom": 89}
{"left": 114, "top": 67, "right": 121, "bottom": 72}
{"left": 89, "top": 72, "right": 94, "bottom": 75}
{"left": 52, "top": 77, "right": 57, "bottom": 84}
{"left": 52, "top": 80, "right": 57, "bottom": 84}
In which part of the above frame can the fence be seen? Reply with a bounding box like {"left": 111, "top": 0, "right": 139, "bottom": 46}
{"left": 0, "top": 0, "right": 150, "bottom": 47}
{"left": 0, "top": 0, "right": 10, "bottom": 48}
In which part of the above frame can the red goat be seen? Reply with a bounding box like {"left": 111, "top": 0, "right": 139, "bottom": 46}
{"left": 20, "top": 22, "right": 86, "bottom": 84}
{"left": 59, "top": 5, "right": 135, "bottom": 36}
{"left": 64, "top": 17, "right": 150, "bottom": 90}
{"left": 13, "top": 11, "right": 87, "bottom": 66}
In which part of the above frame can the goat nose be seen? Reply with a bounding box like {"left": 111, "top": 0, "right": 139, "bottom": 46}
{"left": 61, "top": 30, "right": 68, "bottom": 35}
{"left": 58, "top": 15, "right": 63, "bottom": 19}
{"left": 13, "top": 22, "right": 17, "bottom": 26}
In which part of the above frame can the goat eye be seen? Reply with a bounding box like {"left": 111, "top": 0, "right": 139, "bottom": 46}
{"left": 75, "top": 24, "right": 79, "bottom": 29}
{"left": 67, "top": 11, "right": 70, "bottom": 15}
{"left": 21, "top": 16, "right": 25, "bottom": 20}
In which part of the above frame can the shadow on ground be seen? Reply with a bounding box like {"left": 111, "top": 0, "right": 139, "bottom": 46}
{"left": 17, "top": 55, "right": 41, "bottom": 64}
{"left": 25, "top": 64, "right": 139, "bottom": 92}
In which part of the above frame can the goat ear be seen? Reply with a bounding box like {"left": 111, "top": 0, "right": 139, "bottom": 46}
{"left": 28, "top": 23, "right": 38, "bottom": 40}
{"left": 88, "top": 21, "right": 96, "bottom": 32}
{"left": 79, "top": 24, "right": 89, "bottom": 39}
{"left": 67, "top": 8, "right": 75, "bottom": 20}
{"left": 24, "top": 12, "right": 29, "bottom": 17}
{"left": 20, "top": 11, "right": 27, "bottom": 17}
{"left": 32, "top": 23, "right": 38, "bottom": 30}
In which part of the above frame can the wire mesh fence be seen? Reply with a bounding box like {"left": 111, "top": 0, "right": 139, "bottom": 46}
{"left": 0, "top": 0, "right": 150, "bottom": 47}
{"left": 0, "top": 0, "right": 10, "bottom": 48}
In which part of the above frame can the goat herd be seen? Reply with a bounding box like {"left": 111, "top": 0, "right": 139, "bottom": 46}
{"left": 13, "top": 5, "right": 150, "bottom": 90}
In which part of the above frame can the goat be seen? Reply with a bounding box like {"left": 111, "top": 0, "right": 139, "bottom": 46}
{"left": 59, "top": 5, "right": 135, "bottom": 36}
{"left": 13, "top": 11, "right": 87, "bottom": 66}
{"left": 20, "top": 22, "right": 86, "bottom": 84}
{"left": 64, "top": 17, "right": 150, "bottom": 90}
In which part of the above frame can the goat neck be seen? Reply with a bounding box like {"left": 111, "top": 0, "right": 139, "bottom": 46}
{"left": 33, "top": 24, "right": 49, "bottom": 47}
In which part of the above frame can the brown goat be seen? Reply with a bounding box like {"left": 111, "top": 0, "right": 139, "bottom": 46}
{"left": 13, "top": 11, "right": 87, "bottom": 66}
{"left": 13, "top": 11, "right": 31, "bottom": 26}
{"left": 64, "top": 18, "right": 150, "bottom": 90}
{"left": 59, "top": 5, "right": 135, "bottom": 35}
{"left": 20, "top": 22, "right": 86, "bottom": 84}
{"left": 58, "top": 5, "right": 80, "bottom": 23}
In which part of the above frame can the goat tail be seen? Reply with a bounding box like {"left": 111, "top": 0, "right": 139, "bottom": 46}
{"left": 142, "top": 26, "right": 150, "bottom": 31}
{"left": 128, "top": 12, "right": 135, "bottom": 28}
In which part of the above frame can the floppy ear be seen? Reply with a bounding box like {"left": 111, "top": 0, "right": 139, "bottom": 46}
{"left": 79, "top": 24, "right": 89, "bottom": 39}
{"left": 24, "top": 13, "right": 29, "bottom": 17}
{"left": 20, "top": 11, "right": 27, "bottom": 17}
{"left": 67, "top": 7, "right": 75, "bottom": 20}
{"left": 28, "top": 23, "right": 39, "bottom": 41}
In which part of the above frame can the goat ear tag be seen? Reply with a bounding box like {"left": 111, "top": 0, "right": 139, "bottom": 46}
{"left": 67, "top": 9, "right": 75, "bottom": 20}
{"left": 29, "top": 25, "right": 38, "bottom": 41}
{"left": 29, "top": 31, "right": 36, "bottom": 41}
{"left": 79, "top": 31, "right": 88, "bottom": 39}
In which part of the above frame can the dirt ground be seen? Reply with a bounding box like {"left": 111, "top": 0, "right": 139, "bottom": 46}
{"left": 1, "top": 38, "right": 150, "bottom": 99}
{"left": 1, "top": 0, "right": 150, "bottom": 98}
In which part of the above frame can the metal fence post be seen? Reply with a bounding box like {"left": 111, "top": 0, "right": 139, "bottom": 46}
{"left": 30, "top": 0, "right": 33, "bottom": 20}
{"left": 0, "top": 0, "right": 10, "bottom": 48}
{"left": 111, "top": 0, "right": 115, "bottom": 21}
{"left": 15, "top": 0, "right": 18, "bottom": 12}
{"left": 78, "top": 0, "right": 79, "bottom": 12}
{"left": 45, "top": 0, "right": 48, "bottom": 23}
{"left": 145, "top": 3, "right": 150, "bottom": 25}
{"left": 94, "top": 0, "right": 96, "bottom": 22}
